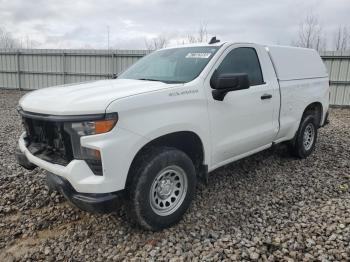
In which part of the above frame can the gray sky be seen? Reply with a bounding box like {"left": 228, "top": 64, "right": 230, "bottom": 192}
{"left": 1, "top": 0, "right": 349, "bottom": 49}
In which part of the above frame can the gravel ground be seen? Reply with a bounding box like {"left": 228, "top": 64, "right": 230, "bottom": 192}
{"left": 0, "top": 89, "right": 349, "bottom": 262}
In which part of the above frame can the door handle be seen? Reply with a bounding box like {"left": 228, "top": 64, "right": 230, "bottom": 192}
{"left": 261, "top": 94, "right": 272, "bottom": 100}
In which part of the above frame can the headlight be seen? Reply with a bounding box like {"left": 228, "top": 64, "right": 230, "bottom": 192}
{"left": 64, "top": 113, "right": 118, "bottom": 176}
{"left": 70, "top": 113, "right": 118, "bottom": 136}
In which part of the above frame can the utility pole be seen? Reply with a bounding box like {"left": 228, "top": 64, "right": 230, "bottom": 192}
{"left": 107, "top": 25, "right": 111, "bottom": 78}
{"left": 107, "top": 26, "right": 110, "bottom": 51}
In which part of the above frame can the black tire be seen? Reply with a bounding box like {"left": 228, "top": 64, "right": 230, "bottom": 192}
{"left": 288, "top": 114, "right": 318, "bottom": 158}
{"left": 126, "top": 147, "right": 197, "bottom": 231}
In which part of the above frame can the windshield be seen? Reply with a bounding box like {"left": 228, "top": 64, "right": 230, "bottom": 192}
{"left": 118, "top": 46, "right": 220, "bottom": 83}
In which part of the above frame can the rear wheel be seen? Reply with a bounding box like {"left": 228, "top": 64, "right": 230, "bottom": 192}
{"left": 126, "top": 147, "right": 196, "bottom": 231}
{"left": 288, "top": 114, "right": 318, "bottom": 158}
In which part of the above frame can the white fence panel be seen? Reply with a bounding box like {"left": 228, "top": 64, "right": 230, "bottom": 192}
{"left": 0, "top": 49, "right": 349, "bottom": 106}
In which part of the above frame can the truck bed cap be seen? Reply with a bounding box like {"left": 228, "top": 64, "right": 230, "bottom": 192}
{"left": 266, "top": 45, "right": 328, "bottom": 81}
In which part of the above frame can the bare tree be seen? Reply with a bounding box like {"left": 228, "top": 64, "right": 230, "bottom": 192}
{"left": 186, "top": 23, "right": 209, "bottom": 43}
{"left": 21, "top": 35, "right": 40, "bottom": 49}
{"left": 0, "top": 28, "right": 20, "bottom": 49}
{"left": 198, "top": 23, "right": 208, "bottom": 42}
{"left": 292, "top": 13, "right": 326, "bottom": 51}
{"left": 144, "top": 35, "right": 169, "bottom": 51}
{"left": 333, "top": 26, "right": 348, "bottom": 51}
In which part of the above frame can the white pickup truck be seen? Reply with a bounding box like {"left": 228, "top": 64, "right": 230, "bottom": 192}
{"left": 16, "top": 40, "right": 329, "bottom": 230}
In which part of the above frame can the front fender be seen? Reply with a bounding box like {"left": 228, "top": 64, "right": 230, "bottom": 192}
{"left": 106, "top": 84, "right": 211, "bottom": 167}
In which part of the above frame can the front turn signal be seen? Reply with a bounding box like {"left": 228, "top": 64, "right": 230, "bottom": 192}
{"left": 95, "top": 119, "right": 117, "bottom": 134}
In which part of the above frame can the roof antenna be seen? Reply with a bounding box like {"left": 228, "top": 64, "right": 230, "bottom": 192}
{"left": 209, "top": 36, "right": 220, "bottom": 44}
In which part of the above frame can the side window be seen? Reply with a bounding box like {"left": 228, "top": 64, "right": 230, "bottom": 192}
{"left": 216, "top": 47, "right": 264, "bottom": 86}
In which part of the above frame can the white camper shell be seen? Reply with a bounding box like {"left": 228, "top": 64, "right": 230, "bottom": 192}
{"left": 267, "top": 45, "right": 328, "bottom": 80}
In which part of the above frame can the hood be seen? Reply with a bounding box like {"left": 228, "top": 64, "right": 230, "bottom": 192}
{"left": 19, "top": 79, "right": 178, "bottom": 115}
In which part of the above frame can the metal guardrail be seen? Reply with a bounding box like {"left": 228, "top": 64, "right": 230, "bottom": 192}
{"left": 0, "top": 69, "right": 112, "bottom": 78}
{"left": 320, "top": 56, "right": 350, "bottom": 59}
{"left": 330, "top": 81, "right": 350, "bottom": 85}
{"left": 1, "top": 51, "right": 147, "bottom": 57}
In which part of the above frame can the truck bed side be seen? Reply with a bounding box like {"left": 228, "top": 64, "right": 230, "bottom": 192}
{"left": 265, "top": 45, "right": 329, "bottom": 143}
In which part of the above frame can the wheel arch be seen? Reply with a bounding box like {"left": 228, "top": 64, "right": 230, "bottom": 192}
{"left": 126, "top": 131, "right": 206, "bottom": 188}
{"left": 302, "top": 101, "right": 323, "bottom": 127}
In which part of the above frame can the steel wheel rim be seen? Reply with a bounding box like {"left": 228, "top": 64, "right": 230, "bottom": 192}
{"left": 303, "top": 123, "right": 315, "bottom": 151}
{"left": 149, "top": 165, "right": 188, "bottom": 216}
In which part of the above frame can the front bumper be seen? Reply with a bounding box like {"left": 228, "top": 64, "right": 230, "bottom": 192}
{"left": 18, "top": 132, "right": 103, "bottom": 193}
{"left": 17, "top": 124, "right": 149, "bottom": 194}
{"left": 16, "top": 145, "right": 37, "bottom": 170}
{"left": 46, "top": 172, "right": 122, "bottom": 213}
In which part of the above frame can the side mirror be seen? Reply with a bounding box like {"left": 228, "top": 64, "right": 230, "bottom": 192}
{"left": 210, "top": 72, "right": 250, "bottom": 101}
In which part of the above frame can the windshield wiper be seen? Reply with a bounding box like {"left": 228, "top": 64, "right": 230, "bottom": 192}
{"left": 137, "top": 78, "right": 161, "bottom": 82}
{"left": 137, "top": 78, "right": 184, "bottom": 84}
{"left": 164, "top": 80, "right": 185, "bottom": 84}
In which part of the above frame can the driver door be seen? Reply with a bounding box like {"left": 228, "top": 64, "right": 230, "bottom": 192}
{"left": 206, "top": 45, "right": 279, "bottom": 168}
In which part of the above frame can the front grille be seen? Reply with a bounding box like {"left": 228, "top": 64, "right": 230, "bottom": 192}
{"left": 22, "top": 117, "right": 73, "bottom": 166}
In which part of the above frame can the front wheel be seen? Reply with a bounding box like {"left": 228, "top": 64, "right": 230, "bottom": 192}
{"left": 126, "top": 147, "right": 196, "bottom": 231}
{"left": 288, "top": 114, "right": 318, "bottom": 158}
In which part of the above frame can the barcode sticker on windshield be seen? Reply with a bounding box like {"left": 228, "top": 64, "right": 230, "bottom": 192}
{"left": 185, "top": 53, "right": 212, "bottom": 59}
